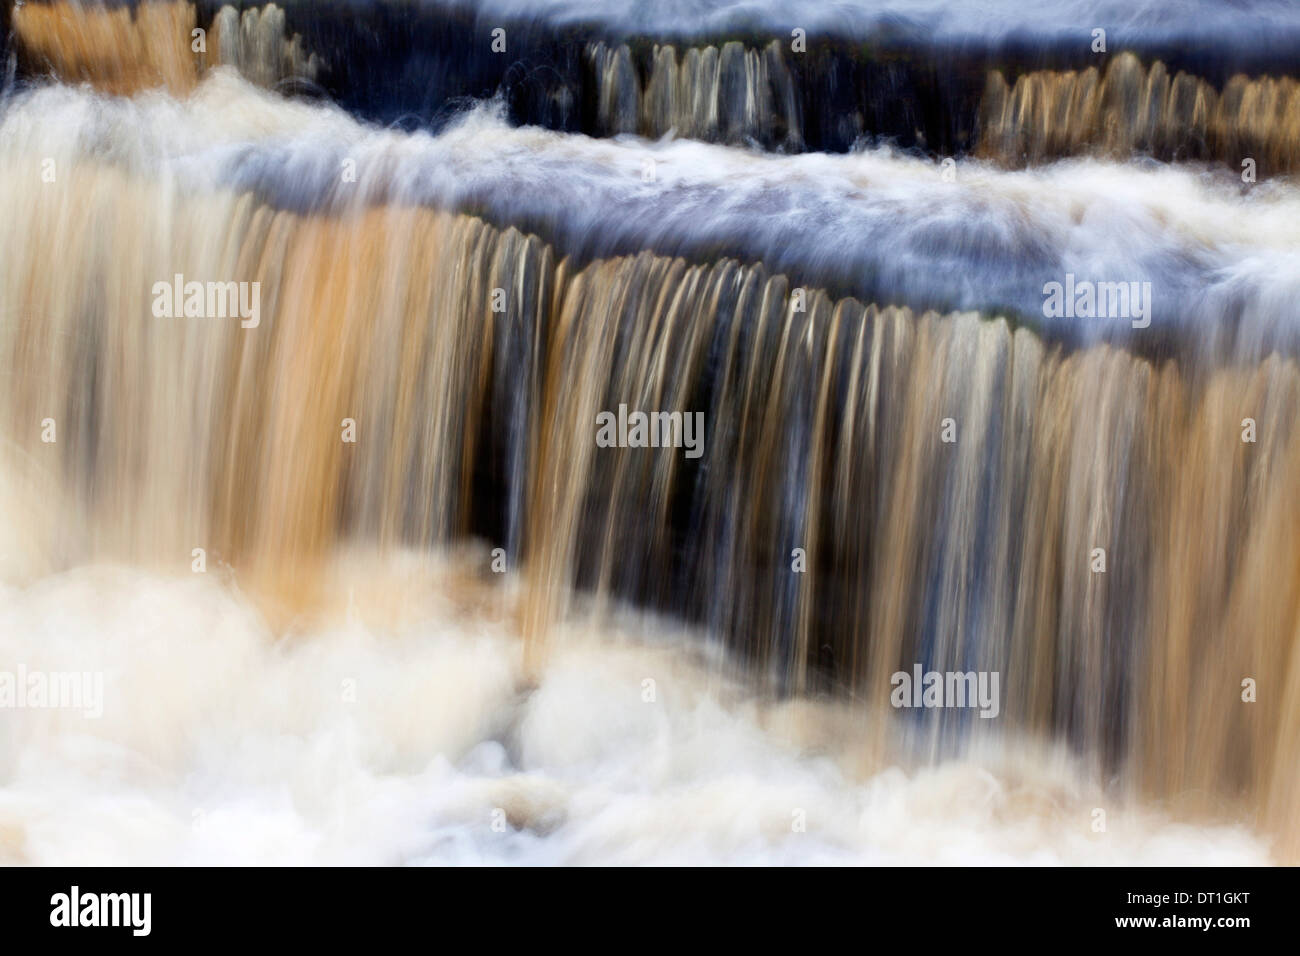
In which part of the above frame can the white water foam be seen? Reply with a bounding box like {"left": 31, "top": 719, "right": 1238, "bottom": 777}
{"left": 0, "top": 546, "right": 1273, "bottom": 866}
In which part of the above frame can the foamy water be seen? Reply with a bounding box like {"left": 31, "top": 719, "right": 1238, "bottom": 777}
{"left": 0, "top": 546, "right": 1273, "bottom": 865}
{"left": 412, "top": 0, "right": 1300, "bottom": 49}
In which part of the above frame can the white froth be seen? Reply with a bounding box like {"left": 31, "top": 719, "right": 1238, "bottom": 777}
{"left": 0, "top": 554, "right": 1272, "bottom": 865}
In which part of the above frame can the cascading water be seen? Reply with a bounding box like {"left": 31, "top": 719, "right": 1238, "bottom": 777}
{"left": 0, "top": 0, "right": 1296, "bottom": 866}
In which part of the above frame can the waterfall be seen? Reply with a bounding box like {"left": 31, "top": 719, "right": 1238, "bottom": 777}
{"left": 1, "top": 0, "right": 1297, "bottom": 865}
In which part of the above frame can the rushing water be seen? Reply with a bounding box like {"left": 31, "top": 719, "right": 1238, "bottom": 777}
{"left": 0, "top": 1, "right": 1297, "bottom": 865}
